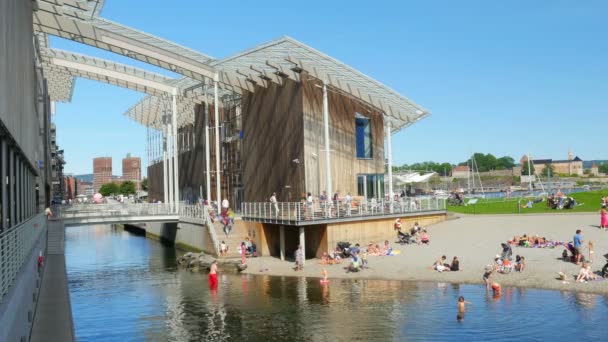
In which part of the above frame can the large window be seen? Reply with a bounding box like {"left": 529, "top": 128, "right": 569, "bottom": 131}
{"left": 355, "top": 115, "right": 372, "bottom": 159}
{"left": 357, "top": 173, "right": 385, "bottom": 199}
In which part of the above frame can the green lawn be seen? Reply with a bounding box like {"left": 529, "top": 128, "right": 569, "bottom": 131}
{"left": 447, "top": 189, "right": 608, "bottom": 215}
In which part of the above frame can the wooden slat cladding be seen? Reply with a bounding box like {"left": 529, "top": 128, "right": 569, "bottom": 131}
{"left": 242, "top": 78, "right": 304, "bottom": 202}
{"left": 301, "top": 74, "right": 385, "bottom": 197}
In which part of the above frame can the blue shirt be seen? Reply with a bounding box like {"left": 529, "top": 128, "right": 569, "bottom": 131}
{"left": 573, "top": 234, "right": 583, "bottom": 247}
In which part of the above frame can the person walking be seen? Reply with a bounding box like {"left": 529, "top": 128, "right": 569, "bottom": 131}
{"left": 573, "top": 229, "right": 584, "bottom": 265}
{"left": 270, "top": 192, "right": 279, "bottom": 217}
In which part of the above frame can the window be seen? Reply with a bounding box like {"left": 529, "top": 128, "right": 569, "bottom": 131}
{"left": 355, "top": 115, "right": 372, "bottom": 159}
{"left": 357, "top": 173, "right": 385, "bottom": 199}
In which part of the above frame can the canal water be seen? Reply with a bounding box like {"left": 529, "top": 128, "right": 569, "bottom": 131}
{"left": 66, "top": 226, "right": 608, "bottom": 341}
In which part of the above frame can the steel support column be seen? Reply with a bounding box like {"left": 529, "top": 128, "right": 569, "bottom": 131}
{"left": 162, "top": 121, "right": 169, "bottom": 204}
{"left": 204, "top": 90, "right": 211, "bottom": 202}
{"left": 386, "top": 118, "right": 393, "bottom": 212}
{"left": 213, "top": 76, "right": 221, "bottom": 206}
{"left": 299, "top": 227, "right": 305, "bottom": 265}
{"left": 172, "top": 91, "right": 180, "bottom": 212}
{"left": 167, "top": 121, "right": 174, "bottom": 207}
{"left": 279, "top": 226, "right": 285, "bottom": 261}
{"left": 322, "top": 80, "right": 332, "bottom": 198}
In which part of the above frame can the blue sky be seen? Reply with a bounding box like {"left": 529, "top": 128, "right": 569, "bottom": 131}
{"left": 52, "top": 0, "right": 608, "bottom": 175}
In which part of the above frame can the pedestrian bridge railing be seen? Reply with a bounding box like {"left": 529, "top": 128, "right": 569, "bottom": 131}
{"left": 241, "top": 197, "right": 447, "bottom": 225}
{"left": 55, "top": 203, "right": 214, "bottom": 226}
{"left": 57, "top": 203, "right": 177, "bottom": 220}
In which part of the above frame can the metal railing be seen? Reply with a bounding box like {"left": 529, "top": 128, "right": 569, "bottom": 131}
{"left": 242, "top": 197, "right": 446, "bottom": 223}
{"left": 179, "top": 203, "right": 210, "bottom": 220}
{"left": 56, "top": 202, "right": 218, "bottom": 224}
{"left": 0, "top": 215, "right": 45, "bottom": 304}
{"left": 57, "top": 203, "right": 177, "bottom": 220}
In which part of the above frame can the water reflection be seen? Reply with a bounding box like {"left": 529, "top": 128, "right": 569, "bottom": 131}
{"left": 65, "top": 226, "right": 608, "bottom": 341}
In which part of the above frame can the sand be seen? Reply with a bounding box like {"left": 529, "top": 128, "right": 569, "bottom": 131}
{"left": 241, "top": 212, "right": 608, "bottom": 295}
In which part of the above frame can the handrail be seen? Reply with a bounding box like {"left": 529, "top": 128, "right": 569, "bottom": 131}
{"left": 241, "top": 197, "right": 446, "bottom": 223}
{"left": 0, "top": 214, "right": 45, "bottom": 304}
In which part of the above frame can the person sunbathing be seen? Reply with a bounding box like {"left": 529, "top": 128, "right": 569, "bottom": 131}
{"left": 518, "top": 235, "right": 529, "bottom": 247}
{"left": 434, "top": 255, "right": 451, "bottom": 272}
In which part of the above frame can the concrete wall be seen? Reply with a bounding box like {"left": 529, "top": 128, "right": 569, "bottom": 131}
{"left": 143, "top": 219, "right": 217, "bottom": 255}
{"left": 0, "top": 215, "right": 47, "bottom": 342}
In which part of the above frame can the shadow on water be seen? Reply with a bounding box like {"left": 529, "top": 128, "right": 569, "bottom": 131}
{"left": 65, "top": 225, "right": 608, "bottom": 341}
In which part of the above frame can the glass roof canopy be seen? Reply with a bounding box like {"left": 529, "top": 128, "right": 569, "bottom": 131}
{"left": 36, "top": 1, "right": 430, "bottom": 132}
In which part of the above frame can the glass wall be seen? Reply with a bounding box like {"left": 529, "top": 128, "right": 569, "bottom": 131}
{"left": 357, "top": 173, "right": 384, "bottom": 199}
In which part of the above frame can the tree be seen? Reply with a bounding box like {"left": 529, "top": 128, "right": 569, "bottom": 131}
{"left": 521, "top": 161, "right": 535, "bottom": 176}
{"left": 99, "top": 182, "right": 119, "bottom": 196}
{"left": 541, "top": 164, "right": 555, "bottom": 177}
{"left": 141, "top": 177, "right": 148, "bottom": 191}
{"left": 120, "top": 181, "right": 136, "bottom": 195}
{"left": 496, "top": 156, "right": 515, "bottom": 170}
{"left": 438, "top": 163, "right": 453, "bottom": 176}
{"left": 599, "top": 164, "right": 608, "bottom": 174}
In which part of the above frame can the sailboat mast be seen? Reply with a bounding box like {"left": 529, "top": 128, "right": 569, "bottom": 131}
{"left": 527, "top": 153, "right": 532, "bottom": 191}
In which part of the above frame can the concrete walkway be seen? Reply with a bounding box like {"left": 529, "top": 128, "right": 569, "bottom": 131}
{"left": 30, "top": 221, "right": 75, "bottom": 342}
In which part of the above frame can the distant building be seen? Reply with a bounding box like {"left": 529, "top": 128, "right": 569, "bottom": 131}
{"left": 93, "top": 157, "right": 112, "bottom": 192}
{"left": 589, "top": 164, "right": 600, "bottom": 176}
{"left": 451, "top": 165, "right": 470, "bottom": 179}
{"left": 520, "top": 151, "right": 584, "bottom": 176}
{"left": 75, "top": 179, "right": 93, "bottom": 197}
{"left": 122, "top": 154, "right": 141, "bottom": 190}
{"left": 64, "top": 176, "right": 76, "bottom": 200}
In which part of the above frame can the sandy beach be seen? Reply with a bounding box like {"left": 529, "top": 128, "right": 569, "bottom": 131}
{"left": 242, "top": 212, "right": 608, "bottom": 295}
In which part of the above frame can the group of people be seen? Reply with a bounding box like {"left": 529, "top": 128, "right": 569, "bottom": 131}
{"left": 395, "top": 219, "right": 429, "bottom": 245}
{"left": 510, "top": 234, "right": 562, "bottom": 248}
{"left": 547, "top": 193, "right": 576, "bottom": 210}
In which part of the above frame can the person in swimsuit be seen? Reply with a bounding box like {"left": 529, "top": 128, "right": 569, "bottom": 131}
{"left": 209, "top": 260, "right": 219, "bottom": 289}
{"left": 482, "top": 267, "right": 493, "bottom": 288}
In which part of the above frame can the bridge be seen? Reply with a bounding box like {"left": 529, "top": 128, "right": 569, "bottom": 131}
{"left": 57, "top": 203, "right": 181, "bottom": 226}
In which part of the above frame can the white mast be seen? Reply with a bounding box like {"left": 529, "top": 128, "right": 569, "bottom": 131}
{"left": 527, "top": 153, "right": 532, "bottom": 191}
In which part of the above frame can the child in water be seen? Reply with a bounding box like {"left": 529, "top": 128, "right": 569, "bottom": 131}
{"left": 321, "top": 267, "right": 328, "bottom": 283}
{"left": 457, "top": 296, "right": 471, "bottom": 312}
{"left": 491, "top": 282, "right": 501, "bottom": 295}
{"left": 457, "top": 296, "right": 471, "bottom": 321}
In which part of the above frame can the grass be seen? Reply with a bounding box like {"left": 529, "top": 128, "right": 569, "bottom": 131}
{"left": 448, "top": 189, "right": 608, "bottom": 215}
